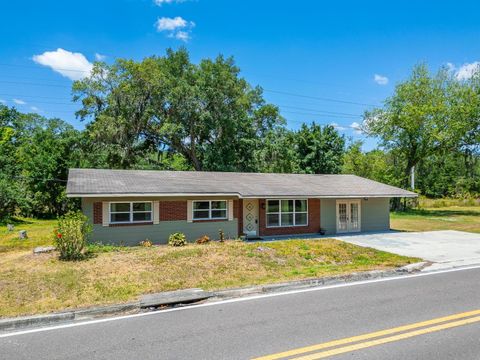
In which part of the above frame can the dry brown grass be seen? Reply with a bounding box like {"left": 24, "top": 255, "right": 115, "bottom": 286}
{"left": 0, "top": 239, "right": 418, "bottom": 318}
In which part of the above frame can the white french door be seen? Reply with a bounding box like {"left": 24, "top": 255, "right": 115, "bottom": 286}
{"left": 336, "top": 200, "right": 361, "bottom": 233}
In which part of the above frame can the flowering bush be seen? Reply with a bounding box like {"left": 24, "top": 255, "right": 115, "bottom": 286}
{"left": 139, "top": 239, "right": 153, "bottom": 247}
{"left": 168, "top": 232, "right": 187, "bottom": 247}
{"left": 54, "top": 211, "right": 92, "bottom": 260}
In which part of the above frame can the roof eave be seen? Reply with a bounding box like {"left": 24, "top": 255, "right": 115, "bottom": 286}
{"left": 66, "top": 192, "right": 242, "bottom": 198}
{"left": 67, "top": 193, "right": 418, "bottom": 198}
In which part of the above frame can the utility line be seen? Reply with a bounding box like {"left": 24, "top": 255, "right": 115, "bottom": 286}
{"left": 0, "top": 80, "right": 70, "bottom": 88}
{"left": 1, "top": 93, "right": 364, "bottom": 117}
{"left": 0, "top": 79, "right": 377, "bottom": 107}
{"left": 0, "top": 93, "right": 72, "bottom": 100}
{"left": 279, "top": 105, "right": 361, "bottom": 117}
{"left": 0, "top": 62, "right": 90, "bottom": 73}
{"left": 0, "top": 63, "right": 378, "bottom": 107}
{"left": 264, "top": 89, "right": 377, "bottom": 107}
{"left": 280, "top": 110, "right": 361, "bottom": 120}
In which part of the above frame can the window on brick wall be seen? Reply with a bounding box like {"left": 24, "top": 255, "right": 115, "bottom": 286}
{"left": 266, "top": 199, "right": 308, "bottom": 227}
{"left": 193, "top": 200, "right": 227, "bottom": 220}
{"left": 110, "top": 202, "right": 152, "bottom": 223}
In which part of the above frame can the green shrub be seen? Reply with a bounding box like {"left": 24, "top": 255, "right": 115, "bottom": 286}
{"left": 195, "top": 235, "right": 210, "bottom": 244}
{"left": 54, "top": 211, "right": 92, "bottom": 260}
{"left": 168, "top": 232, "right": 187, "bottom": 247}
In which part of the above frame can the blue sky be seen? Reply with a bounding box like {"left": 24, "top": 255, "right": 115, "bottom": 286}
{"left": 1, "top": 0, "right": 480, "bottom": 150}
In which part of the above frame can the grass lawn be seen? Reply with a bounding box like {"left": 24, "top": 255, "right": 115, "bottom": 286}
{"left": 0, "top": 219, "right": 419, "bottom": 318}
{"left": 0, "top": 218, "right": 57, "bottom": 252}
{"left": 391, "top": 205, "right": 480, "bottom": 233}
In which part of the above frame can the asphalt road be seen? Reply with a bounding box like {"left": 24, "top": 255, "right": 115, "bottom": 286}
{"left": 2, "top": 267, "right": 480, "bottom": 360}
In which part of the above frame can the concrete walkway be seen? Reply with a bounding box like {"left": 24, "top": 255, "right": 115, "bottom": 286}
{"left": 335, "top": 230, "right": 480, "bottom": 271}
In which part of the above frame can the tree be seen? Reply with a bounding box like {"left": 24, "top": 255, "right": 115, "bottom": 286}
{"left": 254, "top": 127, "right": 300, "bottom": 173}
{"left": 73, "top": 48, "right": 282, "bottom": 171}
{"left": 17, "top": 116, "right": 82, "bottom": 217}
{"left": 0, "top": 105, "right": 82, "bottom": 219}
{"left": 363, "top": 64, "right": 455, "bottom": 189}
{"left": 295, "top": 123, "right": 345, "bottom": 174}
{"left": 0, "top": 106, "right": 27, "bottom": 220}
{"left": 73, "top": 58, "right": 157, "bottom": 169}
{"left": 342, "top": 141, "right": 402, "bottom": 187}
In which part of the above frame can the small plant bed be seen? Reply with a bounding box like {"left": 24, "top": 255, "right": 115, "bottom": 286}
{"left": 0, "top": 235, "right": 419, "bottom": 318}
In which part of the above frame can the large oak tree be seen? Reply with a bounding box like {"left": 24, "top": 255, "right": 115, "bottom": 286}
{"left": 73, "top": 48, "right": 281, "bottom": 171}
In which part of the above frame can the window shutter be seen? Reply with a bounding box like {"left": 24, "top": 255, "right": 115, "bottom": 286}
{"left": 153, "top": 201, "right": 160, "bottom": 224}
{"left": 228, "top": 200, "right": 234, "bottom": 221}
{"left": 187, "top": 200, "right": 193, "bottom": 222}
{"left": 102, "top": 202, "right": 109, "bottom": 227}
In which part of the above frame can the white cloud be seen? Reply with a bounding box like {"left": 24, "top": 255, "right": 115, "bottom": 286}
{"left": 330, "top": 122, "right": 347, "bottom": 131}
{"left": 95, "top": 53, "right": 107, "bottom": 61}
{"left": 0, "top": 99, "right": 5, "bottom": 104}
{"left": 446, "top": 62, "right": 455, "bottom": 72}
{"left": 154, "top": 0, "right": 186, "bottom": 5}
{"left": 173, "top": 31, "right": 191, "bottom": 41}
{"left": 349, "top": 122, "right": 363, "bottom": 134}
{"left": 373, "top": 74, "right": 389, "bottom": 85}
{"left": 32, "top": 48, "right": 93, "bottom": 81}
{"left": 452, "top": 61, "right": 480, "bottom": 81}
{"left": 156, "top": 16, "right": 188, "bottom": 31}
{"left": 30, "top": 106, "right": 40, "bottom": 112}
{"left": 155, "top": 16, "right": 195, "bottom": 42}
{"left": 13, "top": 98, "right": 26, "bottom": 105}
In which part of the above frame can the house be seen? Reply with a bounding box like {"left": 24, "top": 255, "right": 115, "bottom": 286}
{"left": 66, "top": 169, "right": 417, "bottom": 245}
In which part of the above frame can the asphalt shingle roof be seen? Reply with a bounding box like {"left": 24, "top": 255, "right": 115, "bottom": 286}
{"left": 67, "top": 169, "right": 416, "bottom": 198}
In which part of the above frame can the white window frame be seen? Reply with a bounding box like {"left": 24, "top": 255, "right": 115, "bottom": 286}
{"left": 266, "top": 199, "right": 309, "bottom": 228}
{"left": 192, "top": 200, "right": 228, "bottom": 220}
{"left": 109, "top": 201, "right": 153, "bottom": 224}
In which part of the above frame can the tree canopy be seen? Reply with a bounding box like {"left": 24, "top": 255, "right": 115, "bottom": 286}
{"left": 360, "top": 63, "right": 480, "bottom": 196}
{"left": 73, "top": 48, "right": 282, "bottom": 171}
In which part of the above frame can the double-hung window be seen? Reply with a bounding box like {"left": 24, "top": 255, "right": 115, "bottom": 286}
{"left": 110, "top": 202, "right": 152, "bottom": 223}
{"left": 193, "top": 200, "right": 227, "bottom": 220}
{"left": 266, "top": 199, "right": 308, "bottom": 227}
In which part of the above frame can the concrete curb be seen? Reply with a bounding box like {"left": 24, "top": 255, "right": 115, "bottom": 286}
{"left": 0, "top": 262, "right": 426, "bottom": 332}
{"left": 214, "top": 263, "right": 426, "bottom": 299}
{"left": 396, "top": 261, "right": 430, "bottom": 273}
{"left": 0, "top": 312, "right": 75, "bottom": 331}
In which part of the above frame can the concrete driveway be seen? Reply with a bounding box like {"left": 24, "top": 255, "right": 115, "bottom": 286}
{"left": 335, "top": 230, "right": 480, "bottom": 271}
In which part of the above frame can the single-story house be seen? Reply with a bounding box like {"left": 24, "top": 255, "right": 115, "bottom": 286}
{"left": 66, "top": 169, "right": 416, "bottom": 245}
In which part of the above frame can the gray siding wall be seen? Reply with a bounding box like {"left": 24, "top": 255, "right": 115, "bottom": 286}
{"left": 82, "top": 198, "right": 238, "bottom": 246}
{"left": 320, "top": 198, "right": 390, "bottom": 235}
{"left": 320, "top": 199, "right": 337, "bottom": 235}
{"left": 90, "top": 221, "right": 237, "bottom": 246}
{"left": 361, "top": 197, "right": 390, "bottom": 232}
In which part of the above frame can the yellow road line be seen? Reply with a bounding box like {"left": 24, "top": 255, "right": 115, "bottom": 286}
{"left": 253, "top": 309, "right": 480, "bottom": 360}
{"left": 292, "top": 315, "right": 480, "bottom": 359}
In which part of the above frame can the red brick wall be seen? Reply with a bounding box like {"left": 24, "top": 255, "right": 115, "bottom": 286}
{"left": 93, "top": 202, "right": 102, "bottom": 224}
{"left": 159, "top": 201, "right": 187, "bottom": 221}
{"left": 233, "top": 199, "right": 243, "bottom": 235}
{"left": 258, "top": 198, "right": 320, "bottom": 236}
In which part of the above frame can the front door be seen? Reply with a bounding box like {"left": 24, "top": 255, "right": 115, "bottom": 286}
{"left": 243, "top": 199, "right": 259, "bottom": 236}
{"left": 336, "top": 200, "right": 361, "bottom": 233}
